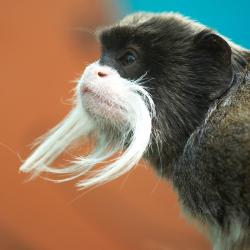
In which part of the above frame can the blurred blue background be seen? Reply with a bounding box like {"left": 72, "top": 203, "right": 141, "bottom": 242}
{"left": 121, "top": 0, "right": 250, "bottom": 48}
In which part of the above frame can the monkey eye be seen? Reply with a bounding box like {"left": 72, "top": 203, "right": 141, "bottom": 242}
{"left": 119, "top": 50, "right": 137, "bottom": 66}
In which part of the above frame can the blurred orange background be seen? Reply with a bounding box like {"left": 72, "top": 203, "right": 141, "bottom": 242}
{"left": 0, "top": 1, "right": 210, "bottom": 249}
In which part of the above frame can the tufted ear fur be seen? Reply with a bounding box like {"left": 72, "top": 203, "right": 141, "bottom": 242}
{"left": 193, "top": 30, "right": 233, "bottom": 100}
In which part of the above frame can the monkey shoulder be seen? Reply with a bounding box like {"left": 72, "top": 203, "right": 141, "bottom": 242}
{"left": 198, "top": 78, "right": 250, "bottom": 169}
{"left": 173, "top": 78, "right": 250, "bottom": 226}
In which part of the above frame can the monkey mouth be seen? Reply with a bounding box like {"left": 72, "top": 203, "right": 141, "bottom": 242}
{"left": 83, "top": 87, "right": 113, "bottom": 106}
{"left": 81, "top": 87, "right": 123, "bottom": 119}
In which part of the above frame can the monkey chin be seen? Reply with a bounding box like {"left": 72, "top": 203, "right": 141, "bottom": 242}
{"left": 80, "top": 87, "right": 126, "bottom": 128}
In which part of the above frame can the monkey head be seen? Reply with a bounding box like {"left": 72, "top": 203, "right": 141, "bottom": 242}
{"left": 20, "top": 12, "right": 239, "bottom": 187}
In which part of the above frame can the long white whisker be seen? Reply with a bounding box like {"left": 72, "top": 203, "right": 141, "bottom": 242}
{"left": 20, "top": 107, "right": 94, "bottom": 174}
{"left": 20, "top": 63, "right": 156, "bottom": 189}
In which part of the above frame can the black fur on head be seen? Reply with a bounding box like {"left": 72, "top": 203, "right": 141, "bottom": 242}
{"left": 97, "top": 12, "right": 249, "bottom": 176}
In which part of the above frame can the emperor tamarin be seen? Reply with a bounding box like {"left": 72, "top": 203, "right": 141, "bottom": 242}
{"left": 20, "top": 12, "right": 250, "bottom": 250}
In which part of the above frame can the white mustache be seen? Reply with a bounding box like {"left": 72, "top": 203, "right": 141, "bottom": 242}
{"left": 20, "top": 65, "right": 156, "bottom": 189}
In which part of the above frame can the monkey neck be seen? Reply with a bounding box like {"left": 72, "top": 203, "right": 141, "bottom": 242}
{"left": 146, "top": 48, "right": 250, "bottom": 178}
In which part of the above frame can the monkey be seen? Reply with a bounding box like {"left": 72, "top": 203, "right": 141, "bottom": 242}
{"left": 20, "top": 12, "right": 250, "bottom": 250}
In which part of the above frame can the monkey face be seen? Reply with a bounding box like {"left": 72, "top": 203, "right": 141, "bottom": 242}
{"left": 76, "top": 46, "right": 153, "bottom": 131}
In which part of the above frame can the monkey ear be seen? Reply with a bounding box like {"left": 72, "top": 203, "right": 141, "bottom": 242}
{"left": 193, "top": 30, "right": 233, "bottom": 100}
{"left": 193, "top": 30, "right": 232, "bottom": 66}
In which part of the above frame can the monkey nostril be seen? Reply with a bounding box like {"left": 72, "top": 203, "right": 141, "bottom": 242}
{"left": 97, "top": 71, "right": 107, "bottom": 77}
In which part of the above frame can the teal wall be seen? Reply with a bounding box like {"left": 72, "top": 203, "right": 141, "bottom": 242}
{"left": 121, "top": 0, "right": 250, "bottom": 48}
